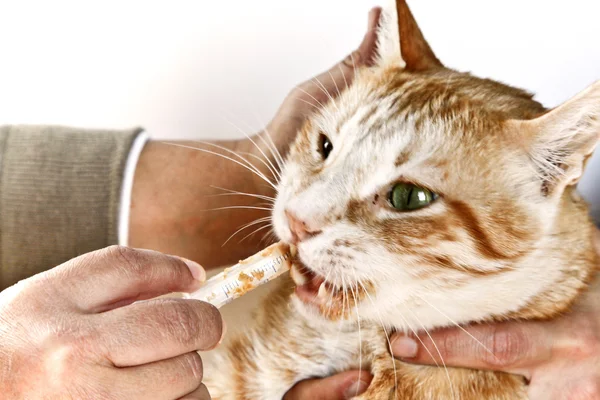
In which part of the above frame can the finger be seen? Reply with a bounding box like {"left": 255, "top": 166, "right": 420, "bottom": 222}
{"left": 115, "top": 352, "right": 205, "bottom": 400}
{"left": 284, "top": 370, "right": 373, "bottom": 400}
{"left": 390, "top": 322, "right": 553, "bottom": 376}
{"left": 51, "top": 246, "right": 206, "bottom": 312}
{"left": 178, "top": 383, "right": 211, "bottom": 400}
{"left": 298, "top": 7, "right": 381, "bottom": 104}
{"left": 99, "top": 298, "right": 224, "bottom": 367}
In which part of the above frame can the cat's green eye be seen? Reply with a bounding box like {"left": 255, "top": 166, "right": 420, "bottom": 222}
{"left": 389, "top": 183, "right": 437, "bottom": 211}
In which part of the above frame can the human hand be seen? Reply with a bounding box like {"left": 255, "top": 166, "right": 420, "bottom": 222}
{"left": 128, "top": 7, "right": 381, "bottom": 269}
{"left": 284, "top": 370, "right": 374, "bottom": 400}
{"left": 389, "top": 229, "right": 600, "bottom": 400}
{"left": 0, "top": 246, "right": 224, "bottom": 400}
{"left": 256, "top": 6, "right": 382, "bottom": 164}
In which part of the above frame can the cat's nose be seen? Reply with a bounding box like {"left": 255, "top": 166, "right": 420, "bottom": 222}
{"left": 285, "top": 210, "right": 322, "bottom": 243}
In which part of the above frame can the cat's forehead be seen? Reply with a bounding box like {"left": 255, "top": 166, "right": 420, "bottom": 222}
{"left": 315, "top": 67, "right": 547, "bottom": 164}
{"left": 307, "top": 67, "right": 548, "bottom": 196}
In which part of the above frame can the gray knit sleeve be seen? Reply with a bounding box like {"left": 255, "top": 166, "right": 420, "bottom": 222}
{"left": 0, "top": 125, "right": 144, "bottom": 289}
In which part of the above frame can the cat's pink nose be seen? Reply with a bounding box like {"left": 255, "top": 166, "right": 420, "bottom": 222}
{"left": 285, "top": 210, "right": 321, "bottom": 243}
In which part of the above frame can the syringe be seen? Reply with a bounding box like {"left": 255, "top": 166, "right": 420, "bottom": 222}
{"left": 188, "top": 242, "right": 296, "bottom": 308}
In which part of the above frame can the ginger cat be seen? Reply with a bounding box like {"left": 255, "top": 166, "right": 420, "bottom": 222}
{"left": 204, "top": 1, "right": 600, "bottom": 398}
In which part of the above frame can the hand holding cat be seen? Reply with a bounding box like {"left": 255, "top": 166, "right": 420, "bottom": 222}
{"left": 261, "top": 7, "right": 381, "bottom": 164}
{"left": 0, "top": 246, "right": 223, "bottom": 400}
{"left": 391, "top": 228, "right": 600, "bottom": 400}
{"left": 128, "top": 7, "right": 382, "bottom": 273}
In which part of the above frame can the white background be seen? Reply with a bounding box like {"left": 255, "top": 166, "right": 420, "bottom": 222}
{"left": 0, "top": 0, "right": 598, "bottom": 217}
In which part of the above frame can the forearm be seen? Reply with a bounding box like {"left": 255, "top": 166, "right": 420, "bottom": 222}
{"left": 129, "top": 138, "right": 277, "bottom": 269}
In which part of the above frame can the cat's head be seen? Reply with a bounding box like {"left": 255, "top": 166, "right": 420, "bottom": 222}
{"left": 273, "top": 0, "right": 600, "bottom": 330}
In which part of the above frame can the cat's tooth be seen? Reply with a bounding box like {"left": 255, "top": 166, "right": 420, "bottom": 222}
{"left": 290, "top": 263, "right": 307, "bottom": 285}
{"left": 288, "top": 243, "right": 298, "bottom": 258}
{"left": 317, "top": 282, "right": 328, "bottom": 299}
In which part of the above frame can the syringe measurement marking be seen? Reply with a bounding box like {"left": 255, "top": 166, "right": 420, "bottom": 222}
{"left": 217, "top": 251, "right": 292, "bottom": 299}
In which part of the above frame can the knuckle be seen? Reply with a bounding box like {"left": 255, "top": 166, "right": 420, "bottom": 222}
{"left": 104, "top": 246, "right": 188, "bottom": 288}
{"left": 105, "top": 245, "right": 143, "bottom": 272}
{"left": 47, "top": 341, "right": 87, "bottom": 387}
{"left": 163, "top": 301, "right": 202, "bottom": 345}
{"left": 342, "top": 51, "right": 357, "bottom": 67}
{"left": 181, "top": 352, "right": 204, "bottom": 382}
{"left": 288, "top": 86, "right": 305, "bottom": 103}
{"left": 571, "top": 318, "right": 600, "bottom": 357}
{"left": 482, "top": 325, "right": 529, "bottom": 368}
{"left": 438, "top": 329, "right": 464, "bottom": 359}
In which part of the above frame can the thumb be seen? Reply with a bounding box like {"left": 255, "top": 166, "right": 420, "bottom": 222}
{"left": 390, "top": 322, "right": 553, "bottom": 378}
{"left": 284, "top": 370, "right": 373, "bottom": 400}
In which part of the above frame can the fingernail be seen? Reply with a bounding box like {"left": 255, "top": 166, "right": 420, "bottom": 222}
{"left": 179, "top": 257, "right": 206, "bottom": 282}
{"left": 344, "top": 378, "right": 370, "bottom": 399}
{"left": 391, "top": 336, "right": 418, "bottom": 358}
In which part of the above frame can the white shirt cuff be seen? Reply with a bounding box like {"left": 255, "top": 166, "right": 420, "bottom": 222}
{"left": 118, "top": 132, "right": 150, "bottom": 246}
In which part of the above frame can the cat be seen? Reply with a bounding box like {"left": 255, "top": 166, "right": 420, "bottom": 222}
{"left": 203, "top": 0, "right": 600, "bottom": 398}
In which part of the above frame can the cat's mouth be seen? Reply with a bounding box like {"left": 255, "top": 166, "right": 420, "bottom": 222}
{"left": 289, "top": 257, "right": 372, "bottom": 320}
{"left": 290, "top": 260, "right": 345, "bottom": 309}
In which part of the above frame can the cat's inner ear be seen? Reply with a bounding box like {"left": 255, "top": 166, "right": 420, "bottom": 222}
{"left": 510, "top": 81, "right": 600, "bottom": 196}
{"left": 396, "top": 0, "right": 443, "bottom": 71}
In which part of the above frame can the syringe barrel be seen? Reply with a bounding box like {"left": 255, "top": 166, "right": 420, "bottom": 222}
{"left": 188, "top": 242, "right": 295, "bottom": 308}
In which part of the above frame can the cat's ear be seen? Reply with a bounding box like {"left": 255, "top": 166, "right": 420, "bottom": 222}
{"left": 375, "top": 0, "right": 443, "bottom": 71}
{"left": 511, "top": 81, "right": 600, "bottom": 195}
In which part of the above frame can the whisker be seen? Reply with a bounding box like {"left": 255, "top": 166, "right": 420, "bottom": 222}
{"left": 349, "top": 281, "right": 363, "bottom": 391}
{"left": 163, "top": 142, "right": 276, "bottom": 190}
{"left": 203, "top": 205, "right": 272, "bottom": 212}
{"left": 294, "top": 87, "right": 337, "bottom": 125}
{"left": 328, "top": 71, "right": 342, "bottom": 98}
{"left": 337, "top": 62, "right": 350, "bottom": 91}
{"left": 223, "top": 120, "right": 282, "bottom": 182}
{"left": 333, "top": 274, "right": 348, "bottom": 345}
{"left": 222, "top": 217, "right": 271, "bottom": 247}
{"left": 295, "top": 86, "right": 328, "bottom": 110}
{"left": 256, "top": 130, "right": 284, "bottom": 173}
{"left": 247, "top": 113, "right": 287, "bottom": 172}
{"left": 349, "top": 52, "right": 359, "bottom": 104}
{"left": 357, "top": 284, "right": 398, "bottom": 399}
{"left": 208, "top": 192, "right": 274, "bottom": 203}
{"left": 209, "top": 185, "right": 275, "bottom": 203}
{"left": 260, "top": 228, "right": 276, "bottom": 245}
{"left": 401, "top": 303, "right": 456, "bottom": 400}
{"left": 260, "top": 128, "right": 286, "bottom": 171}
{"left": 392, "top": 303, "right": 441, "bottom": 369}
{"left": 195, "top": 139, "right": 279, "bottom": 185}
{"left": 237, "top": 150, "right": 281, "bottom": 183}
{"left": 312, "top": 77, "right": 339, "bottom": 112}
{"left": 239, "top": 223, "right": 272, "bottom": 244}
{"left": 414, "top": 294, "right": 498, "bottom": 362}
{"left": 220, "top": 112, "right": 285, "bottom": 174}
{"left": 296, "top": 97, "right": 320, "bottom": 110}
